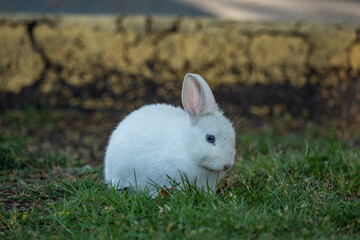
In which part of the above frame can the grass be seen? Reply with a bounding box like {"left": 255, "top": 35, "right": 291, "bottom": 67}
{"left": 0, "top": 107, "right": 359, "bottom": 239}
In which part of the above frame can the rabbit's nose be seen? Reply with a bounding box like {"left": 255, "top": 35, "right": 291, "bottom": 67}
{"left": 223, "top": 164, "right": 232, "bottom": 171}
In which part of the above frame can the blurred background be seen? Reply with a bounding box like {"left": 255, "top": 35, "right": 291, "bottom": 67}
{"left": 1, "top": 0, "right": 360, "bottom": 164}
{"left": 1, "top": 0, "right": 360, "bottom": 22}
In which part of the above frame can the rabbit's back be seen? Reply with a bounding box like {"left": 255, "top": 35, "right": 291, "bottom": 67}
{"left": 111, "top": 104, "right": 188, "bottom": 145}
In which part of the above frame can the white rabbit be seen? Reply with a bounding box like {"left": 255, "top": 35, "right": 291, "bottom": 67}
{"left": 104, "top": 73, "right": 236, "bottom": 194}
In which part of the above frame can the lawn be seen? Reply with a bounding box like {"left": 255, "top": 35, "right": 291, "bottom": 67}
{"left": 1, "top": 107, "right": 359, "bottom": 239}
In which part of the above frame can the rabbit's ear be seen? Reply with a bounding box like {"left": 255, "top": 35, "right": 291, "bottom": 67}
{"left": 182, "top": 73, "right": 218, "bottom": 118}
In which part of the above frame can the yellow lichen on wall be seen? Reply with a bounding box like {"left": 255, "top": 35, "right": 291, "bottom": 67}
{"left": 157, "top": 29, "right": 248, "bottom": 86}
{"left": 232, "top": 21, "right": 299, "bottom": 33}
{"left": 126, "top": 34, "right": 156, "bottom": 79}
{"left": 0, "top": 15, "right": 360, "bottom": 122}
{"left": 249, "top": 105, "right": 270, "bottom": 117}
{"left": 151, "top": 16, "right": 179, "bottom": 32}
{"left": 273, "top": 104, "right": 287, "bottom": 117}
{"left": 350, "top": 43, "right": 360, "bottom": 75}
{"left": 249, "top": 35, "right": 308, "bottom": 87}
{"left": 34, "top": 22, "right": 129, "bottom": 87}
{"left": 299, "top": 23, "right": 356, "bottom": 69}
{"left": 34, "top": 16, "right": 162, "bottom": 89}
{"left": 121, "top": 16, "right": 147, "bottom": 33}
{"left": 0, "top": 25, "right": 44, "bottom": 93}
{"left": 1, "top": 16, "right": 359, "bottom": 94}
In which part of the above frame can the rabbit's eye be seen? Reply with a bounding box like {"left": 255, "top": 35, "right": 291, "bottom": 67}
{"left": 206, "top": 134, "right": 216, "bottom": 144}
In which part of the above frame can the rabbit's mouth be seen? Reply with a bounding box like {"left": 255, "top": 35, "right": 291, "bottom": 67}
{"left": 201, "top": 165, "right": 223, "bottom": 173}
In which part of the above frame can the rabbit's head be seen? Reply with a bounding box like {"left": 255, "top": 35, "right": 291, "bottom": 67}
{"left": 182, "top": 74, "right": 236, "bottom": 172}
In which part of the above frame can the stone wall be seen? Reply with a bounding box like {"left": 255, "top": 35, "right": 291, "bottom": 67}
{"left": 1, "top": 14, "right": 359, "bottom": 122}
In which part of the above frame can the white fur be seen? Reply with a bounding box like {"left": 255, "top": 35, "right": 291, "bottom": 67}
{"left": 104, "top": 73, "right": 236, "bottom": 193}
